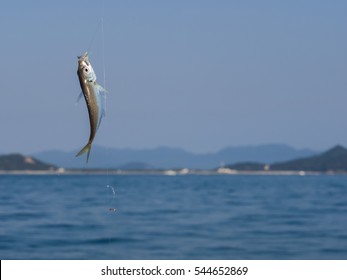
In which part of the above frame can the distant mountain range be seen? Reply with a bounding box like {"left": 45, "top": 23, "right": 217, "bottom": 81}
{"left": 2, "top": 145, "right": 347, "bottom": 172}
{"left": 226, "top": 145, "right": 347, "bottom": 172}
{"left": 33, "top": 144, "right": 316, "bottom": 169}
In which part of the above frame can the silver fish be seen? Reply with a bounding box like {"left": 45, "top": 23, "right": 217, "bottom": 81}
{"left": 76, "top": 51, "right": 106, "bottom": 162}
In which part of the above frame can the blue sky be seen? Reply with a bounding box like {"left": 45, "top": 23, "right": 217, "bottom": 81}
{"left": 0, "top": 0, "right": 346, "bottom": 154}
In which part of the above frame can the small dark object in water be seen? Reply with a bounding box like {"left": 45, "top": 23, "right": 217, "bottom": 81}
{"left": 109, "top": 208, "right": 117, "bottom": 212}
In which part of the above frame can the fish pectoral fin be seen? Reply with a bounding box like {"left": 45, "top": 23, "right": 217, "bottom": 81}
{"left": 75, "top": 92, "right": 84, "bottom": 104}
{"left": 95, "top": 83, "right": 108, "bottom": 93}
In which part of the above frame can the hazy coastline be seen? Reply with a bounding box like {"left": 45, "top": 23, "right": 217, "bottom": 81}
{"left": 0, "top": 168, "right": 339, "bottom": 176}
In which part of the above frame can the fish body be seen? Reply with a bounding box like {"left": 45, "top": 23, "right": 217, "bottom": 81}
{"left": 76, "top": 52, "right": 106, "bottom": 162}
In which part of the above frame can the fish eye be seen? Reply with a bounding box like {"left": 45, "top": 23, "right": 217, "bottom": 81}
{"left": 84, "top": 68, "right": 89, "bottom": 72}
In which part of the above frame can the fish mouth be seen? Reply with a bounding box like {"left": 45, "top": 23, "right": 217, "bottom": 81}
{"left": 78, "top": 51, "right": 88, "bottom": 61}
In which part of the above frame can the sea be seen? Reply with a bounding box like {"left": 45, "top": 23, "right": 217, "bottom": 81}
{"left": 1, "top": 174, "right": 347, "bottom": 260}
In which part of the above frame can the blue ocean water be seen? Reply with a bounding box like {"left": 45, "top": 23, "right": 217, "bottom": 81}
{"left": 1, "top": 174, "right": 347, "bottom": 260}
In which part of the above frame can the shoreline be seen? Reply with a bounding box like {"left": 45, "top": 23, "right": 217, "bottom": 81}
{"left": 0, "top": 168, "right": 345, "bottom": 176}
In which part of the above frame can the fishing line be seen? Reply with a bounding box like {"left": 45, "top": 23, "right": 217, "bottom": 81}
{"left": 101, "top": 0, "right": 106, "bottom": 89}
{"left": 87, "top": 19, "right": 103, "bottom": 54}
{"left": 82, "top": 0, "right": 115, "bottom": 212}
{"left": 99, "top": 0, "right": 116, "bottom": 213}
{"left": 101, "top": 16, "right": 107, "bottom": 115}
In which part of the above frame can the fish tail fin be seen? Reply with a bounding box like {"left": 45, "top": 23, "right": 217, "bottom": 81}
{"left": 76, "top": 142, "right": 92, "bottom": 162}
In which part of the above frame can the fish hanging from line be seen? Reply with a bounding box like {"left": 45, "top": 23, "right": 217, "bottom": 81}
{"left": 76, "top": 51, "right": 107, "bottom": 162}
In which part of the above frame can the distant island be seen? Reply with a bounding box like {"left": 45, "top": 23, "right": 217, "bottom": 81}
{"left": 0, "top": 154, "right": 57, "bottom": 172}
{"left": 1, "top": 145, "right": 347, "bottom": 174}
{"left": 271, "top": 145, "right": 347, "bottom": 172}
{"left": 225, "top": 145, "right": 347, "bottom": 173}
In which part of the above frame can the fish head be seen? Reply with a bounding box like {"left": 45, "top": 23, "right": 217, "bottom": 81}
{"left": 77, "top": 52, "right": 96, "bottom": 82}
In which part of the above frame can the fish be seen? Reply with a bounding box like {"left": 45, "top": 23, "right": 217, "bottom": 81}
{"left": 76, "top": 51, "right": 107, "bottom": 162}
